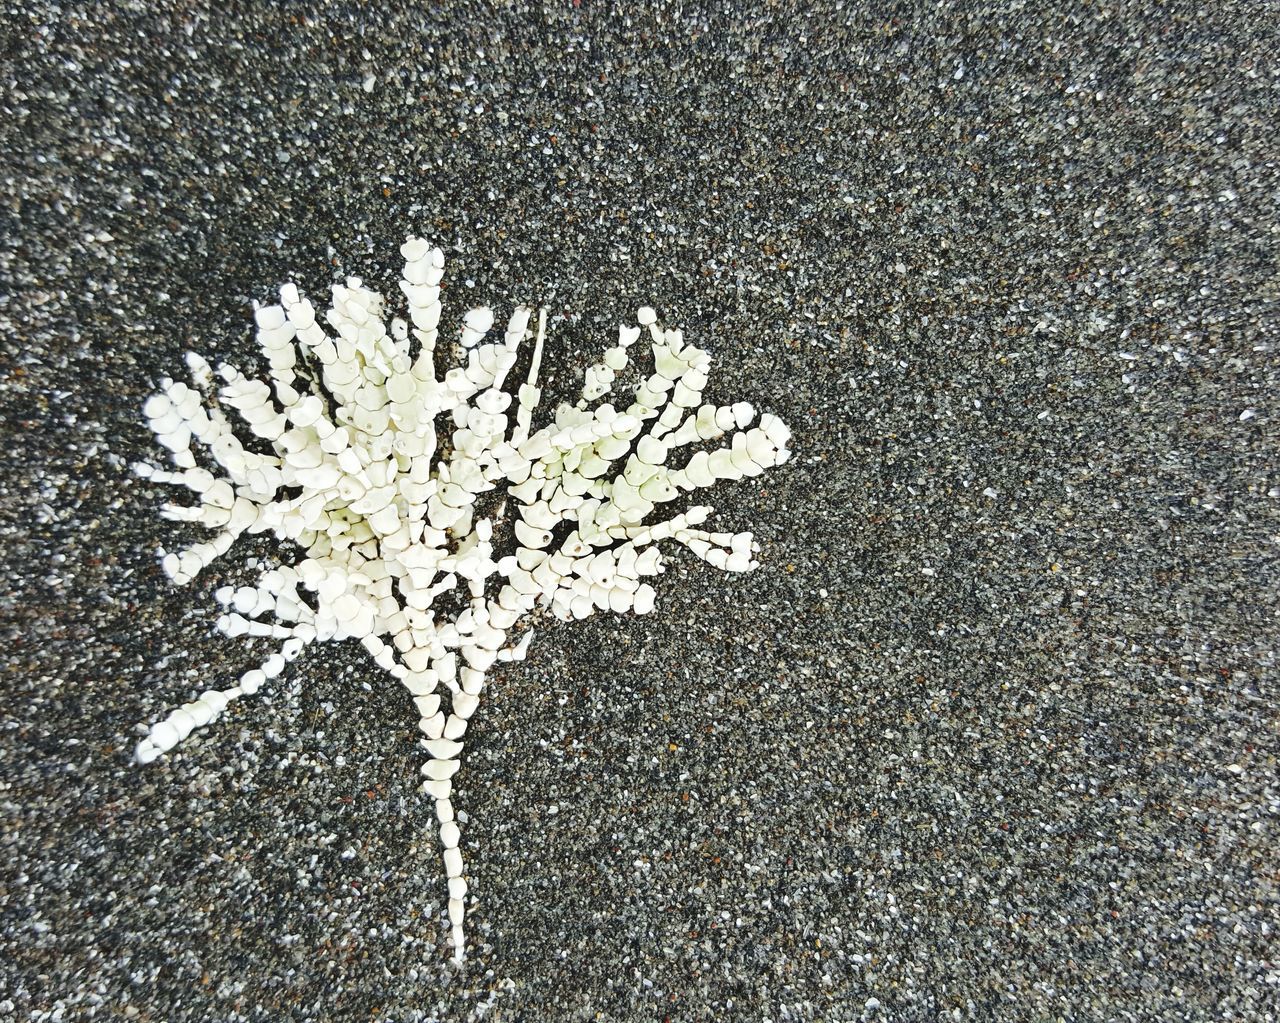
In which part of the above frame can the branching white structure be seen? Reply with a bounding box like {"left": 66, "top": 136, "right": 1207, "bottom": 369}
{"left": 133, "top": 237, "right": 792, "bottom": 959}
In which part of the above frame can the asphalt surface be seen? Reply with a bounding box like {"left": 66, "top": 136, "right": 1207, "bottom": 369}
{"left": 1, "top": 2, "right": 1277, "bottom": 1020}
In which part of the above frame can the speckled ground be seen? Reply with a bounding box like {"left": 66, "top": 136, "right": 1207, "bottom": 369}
{"left": 2, "top": 3, "right": 1278, "bottom": 1021}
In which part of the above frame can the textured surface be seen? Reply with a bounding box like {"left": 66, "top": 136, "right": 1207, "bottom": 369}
{"left": 2, "top": 3, "right": 1277, "bottom": 1020}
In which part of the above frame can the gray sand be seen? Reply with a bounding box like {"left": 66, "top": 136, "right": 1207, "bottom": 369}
{"left": 1, "top": 3, "right": 1277, "bottom": 1020}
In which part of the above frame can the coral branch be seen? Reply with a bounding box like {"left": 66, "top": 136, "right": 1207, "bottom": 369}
{"left": 134, "top": 237, "right": 791, "bottom": 960}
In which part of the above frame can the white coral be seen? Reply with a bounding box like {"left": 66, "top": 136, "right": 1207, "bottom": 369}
{"left": 133, "top": 237, "right": 792, "bottom": 959}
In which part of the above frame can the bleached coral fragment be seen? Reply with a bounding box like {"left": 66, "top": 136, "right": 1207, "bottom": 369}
{"left": 134, "top": 238, "right": 791, "bottom": 962}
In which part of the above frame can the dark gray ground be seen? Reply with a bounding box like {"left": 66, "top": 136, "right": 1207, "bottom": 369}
{"left": 2, "top": 2, "right": 1277, "bottom": 1020}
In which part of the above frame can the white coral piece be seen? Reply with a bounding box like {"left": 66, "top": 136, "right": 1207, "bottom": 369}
{"left": 133, "top": 237, "right": 792, "bottom": 959}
